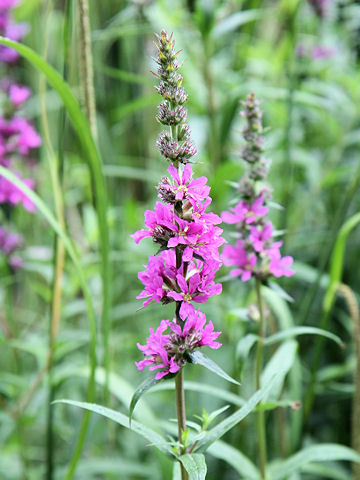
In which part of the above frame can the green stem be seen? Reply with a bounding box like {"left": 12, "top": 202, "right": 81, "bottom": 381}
{"left": 175, "top": 369, "right": 188, "bottom": 480}
{"left": 78, "top": 0, "right": 97, "bottom": 140}
{"left": 255, "top": 278, "right": 267, "bottom": 479}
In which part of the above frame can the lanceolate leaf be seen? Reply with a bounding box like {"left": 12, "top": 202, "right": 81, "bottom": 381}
{"left": 194, "top": 373, "right": 279, "bottom": 452}
{"left": 236, "top": 333, "right": 259, "bottom": 378}
{"left": 269, "top": 444, "right": 360, "bottom": 480}
{"left": 207, "top": 441, "right": 259, "bottom": 479}
{"left": 129, "top": 375, "right": 159, "bottom": 426}
{"left": 266, "top": 327, "right": 343, "bottom": 348}
{"left": 261, "top": 341, "right": 297, "bottom": 402}
{"left": 187, "top": 351, "right": 240, "bottom": 385}
{"left": 54, "top": 400, "right": 173, "bottom": 456}
{"left": 179, "top": 454, "right": 207, "bottom": 480}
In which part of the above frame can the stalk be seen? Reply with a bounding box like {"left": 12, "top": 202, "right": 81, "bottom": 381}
{"left": 40, "top": 2, "right": 67, "bottom": 478}
{"left": 255, "top": 278, "right": 267, "bottom": 479}
{"left": 175, "top": 369, "right": 188, "bottom": 480}
{"left": 78, "top": 0, "right": 97, "bottom": 140}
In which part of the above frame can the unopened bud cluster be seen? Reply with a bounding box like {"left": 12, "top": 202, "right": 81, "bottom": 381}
{"left": 153, "top": 30, "right": 197, "bottom": 166}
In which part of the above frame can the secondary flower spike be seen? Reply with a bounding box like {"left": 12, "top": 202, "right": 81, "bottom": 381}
{"left": 132, "top": 30, "right": 223, "bottom": 379}
{"left": 221, "top": 93, "right": 294, "bottom": 281}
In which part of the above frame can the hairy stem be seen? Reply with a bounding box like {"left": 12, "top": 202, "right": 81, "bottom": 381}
{"left": 175, "top": 368, "right": 188, "bottom": 480}
{"left": 255, "top": 278, "right": 267, "bottom": 479}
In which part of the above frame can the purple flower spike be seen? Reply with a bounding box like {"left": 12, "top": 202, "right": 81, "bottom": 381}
{"left": 221, "top": 93, "right": 294, "bottom": 282}
{"left": 134, "top": 30, "right": 223, "bottom": 379}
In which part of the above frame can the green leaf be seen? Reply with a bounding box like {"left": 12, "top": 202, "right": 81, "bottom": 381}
{"left": 268, "top": 281, "right": 295, "bottom": 303}
{"left": 261, "top": 341, "right": 297, "bottom": 402}
{"left": 179, "top": 454, "right": 207, "bottom": 480}
{"left": 323, "top": 212, "right": 360, "bottom": 315}
{"left": 207, "top": 441, "right": 259, "bottom": 479}
{"left": 236, "top": 334, "right": 259, "bottom": 378}
{"left": 129, "top": 375, "right": 159, "bottom": 426}
{"left": 151, "top": 381, "right": 245, "bottom": 407}
{"left": 261, "top": 286, "right": 294, "bottom": 330}
{"left": 269, "top": 444, "right": 360, "bottom": 480}
{"left": 194, "top": 373, "right": 279, "bottom": 452}
{"left": 54, "top": 400, "right": 173, "bottom": 456}
{"left": 187, "top": 351, "right": 240, "bottom": 385}
{"left": 265, "top": 327, "right": 344, "bottom": 348}
{"left": 213, "top": 10, "right": 261, "bottom": 37}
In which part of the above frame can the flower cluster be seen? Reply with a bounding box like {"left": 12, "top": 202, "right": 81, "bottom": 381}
{"left": 136, "top": 311, "right": 221, "bottom": 380}
{"left": 0, "top": 0, "right": 41, "bottom": 267}
{"left": 221, "top": 93, "right": 294, "bottom": 282}
{"left": 132, "top": 30, "right": 223, "bottom": 379}
{"left": 0, "top": 0, "right": 28, "bottom": 63}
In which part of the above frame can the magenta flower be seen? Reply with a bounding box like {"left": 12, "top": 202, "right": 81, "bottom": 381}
{"left": 136, "top": 250, "right": 177, "bottom": 306}
{"left": 192, "top": 197, "right": 222, "bottom": 225}
{"left": 221, "top": 196, "right": 268, "bottom": 226}
{"left": 10, "top": 117, "right": 42, "bottom": 155}
{"left": 136, "top": 310, "right": 221, "bottom": 379}
{"left": 0, "top": 21, "right": 28, "bottom": 63}
{"left": 131, "top": 201, "right": 175, "bottom": 245}
{"left": 249, "top": 222, "right": 273, "bottom": 252}
{"left": 169, "top": 309, "right": 221, "bottom": 349}
{"left": 9, "top": 84, "right": 31, "bottom": 106}
{"left": 167, "top": 217, "right": 204, "bottom": 248}
{"left": 267, "top": 247, "right": 295, "bottom": 278}
{"left": 166, "top": 163, "right": 210, "bottom": 204}
{"left": 168, "top": 271, "right": 222, "bottom": 320}
{"left": 222, "top": 239, "right": 257, "bottom": 281}
{"left": 136, "top": 320, "right": 180, "bottom": 380}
